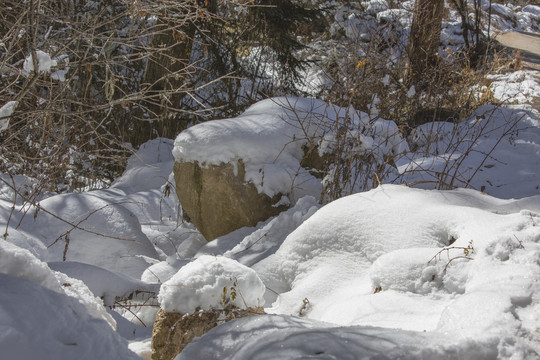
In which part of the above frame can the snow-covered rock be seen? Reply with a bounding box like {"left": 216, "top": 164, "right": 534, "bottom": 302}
{"left": 173, "top": 159, "right": 289, "bottom": 240}
{"left": 159, "top": 255, "right": 265, "bottom": 314}
{"left": 154, "top": 255, "right": 266, "bottom": 360}
{"left": 152, "top": 306, "right": 263, "bottom": 360}
{"left": 173, "top": 97, "right": 406, "bottom": 240}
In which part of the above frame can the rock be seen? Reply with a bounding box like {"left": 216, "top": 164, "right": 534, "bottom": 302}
{"left": 151, "top": 306, "right": 264, "bottom": 360}
{"left": 173, "top": 159, "right": 289, "bottom": 241}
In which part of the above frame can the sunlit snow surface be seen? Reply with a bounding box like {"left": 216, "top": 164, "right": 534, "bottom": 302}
{"left": 252, "top": 186, "right": 540, "bottom": 354}
{"left": 398, "top": 104, "right": 540, "bottom": 199}
{"left": 179, "top": 314, "right": 498, "bottom": 360}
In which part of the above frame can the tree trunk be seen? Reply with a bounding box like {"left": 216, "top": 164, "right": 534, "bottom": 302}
{"left": 407, "top": 0, "right": 445, "bottom": 86}
{"left": 142, "top": 21, "right": 195, "bottom": 123}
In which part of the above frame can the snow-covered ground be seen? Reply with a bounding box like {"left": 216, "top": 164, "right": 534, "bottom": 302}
{"left": 1, "top": 2, "right": 540, "bottom": 360}
{"left": 3, "top": 83, "right": 540, "bottom": 359}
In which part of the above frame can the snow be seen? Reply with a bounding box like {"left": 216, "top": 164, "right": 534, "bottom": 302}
{"left": 128, "top": 338, "right": 152, "bottom": 360}
{"left": 10, "top": 138, "right": 188, "bottom": 278}
{"left": 177, "top": 314, "right": 496, "bottom": 360}
{"left": 0, "top": 101, "right": 17, "bottom": 132}
{"left": 485, "top": 3, "right": 540, "bottom": 33}
{"left": 158, "top": 255, "right": 265, "bottom": 314}
{"left": 488, "top": 71, "right": 540, "bottom": 104}
{"left": 142, "top": 257, "right": 191, "bottom": 284}
{"left": 0, "top": 274, "right": 139, "bottom": 360}
{"left": 3, "top": 87, "right": 540, "bottom": 359}
{"left": 173, "top": 97, "right": 331, "bottom": 200}
{"left": 111, "top": 138, "right": 175, "bottom": 193}
{"left": 397, "top": 104, "right": 540, "bottom": 199}
{"left": 253, "top": 185, "right": 539, "bottom": 325}
{"left": 0, "top": 138, "right": 184, "bottom": 354}
{"left": 514, "top": 5, "right": 540, "bottom": 32}
{"left": 23, "top": 50, "right": 57, "bottom": 74}
{"left": 0, "top": 240, "right": 116, "bottom": 328}
{"left": 0, "top": 240, "right": 62, "bottom": 293}
{"left": 362, "top": 0, "right": 389, "bottom": 15}
{"left": 3, "top": 86, "right": 540, "bottom": 360}
{"left": 19, "top": 192, "right": 159, "bottom": 278}
{"left": 188, "top": 185, "right": 540, "bottom": 358}
{"left": 406, "top": 85, "right": 416, "bottom": 98}
{"left": 48, "top": 261, "right": 160, "bottom": 307}
{"left": 223, "top": 195, "right": 321, "bottom": 267}
{"left": 53, "top": 270, "right": 117, "bottom": 329}
{"left": 0, "top": 173, "right": 39, "bottom": 205}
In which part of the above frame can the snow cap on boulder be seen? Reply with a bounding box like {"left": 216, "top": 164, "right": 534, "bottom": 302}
{"left": 158, "top": 255, "right": 265, "bottom": 314}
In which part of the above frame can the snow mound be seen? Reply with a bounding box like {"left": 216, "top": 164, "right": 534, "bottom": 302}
{"left": 224, "top": 195, "right": 321, "bottom": 267}
{"left": 399, "top": 105, "right": 540, "bottom": 198}
{"left": 0, "top": 240, "right": 62, "bottom": 293}
{"left": 111, "top": 138, "right": 175, "bottom": 192}
{"left": 252, "top": 184, "right": 540, "bottom": 357}
{"left": 49, "top": 261, "right": 160, "bottom": 307}
{"left": 98, "top": 137, "right": 186, "bottom": 258}
{"left": 53, "top": 270, "right": 117, "bottom": 329}
{"left": 178, "top": 314, "right": 498, "bottom": 360}
{"left": 193, "top": 195, "right": 320, "bottom": 266}
{"left": 0, "top": 274, "right": 139, "bottom": 360}
{"left": 0, "top": 241, "right": 116, "bottom": 328}
{"left": 369, "top": 247, "right": 444, "bottom": 294}
{"left": 141, "top": 257, "right": 191, "bottom": 284}
{"left": 159, "top": 255, "right": 265, "bottom": 313}
{"left": 20, "top": 192, "right": 158, "bottom": 278}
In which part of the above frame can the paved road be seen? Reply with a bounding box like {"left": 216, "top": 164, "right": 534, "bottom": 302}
{"left": 495, "top": 31, "right": 540, "bottom": 71}
{"left": 495, "top": 31, "right": 540, "bottom": 111}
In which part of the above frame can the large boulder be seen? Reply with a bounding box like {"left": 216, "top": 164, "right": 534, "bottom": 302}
{"left": 173, "top": 159, "right": 288, "bottom": 241}
{"left": 172, "top": 98, "right": 339, "bottom": 241}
